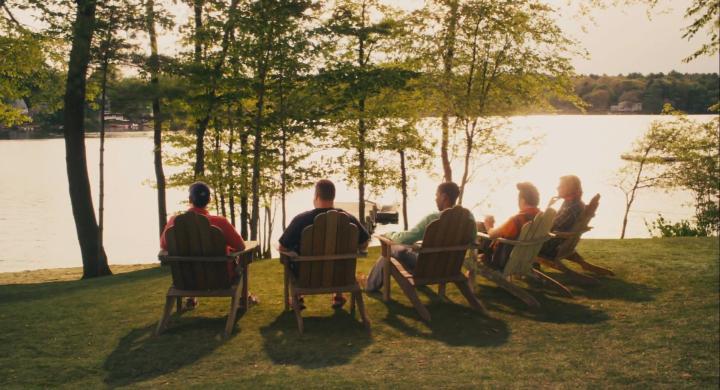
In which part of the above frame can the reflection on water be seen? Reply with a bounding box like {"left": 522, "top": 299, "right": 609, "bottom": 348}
{"left": 0, "top": 115, "right": 707, "bottom": 272}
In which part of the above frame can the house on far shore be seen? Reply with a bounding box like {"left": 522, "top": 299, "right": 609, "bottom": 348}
{"left": 104, "top": 112, "right": 138, "bottom": 131}
{"left": 610, "top": 101, "right": 643, "bottom": 113}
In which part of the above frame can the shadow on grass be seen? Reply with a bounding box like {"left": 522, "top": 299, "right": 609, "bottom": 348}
{"left": 366, "top": 288, "right": 510, "bottom": 347}
{"left": 563, "top": 276, "right": 660, "bottom": 302}
{"left": 0, "top": 267, "right": 168, "bottom": 305}
{"left": 103, "top": 315, "right": 231, "bottom": 387}
{"left": 260, "top": 310, "right": 371, "bottom": 369}
{"left": 472, "top": 284, "right": 611, "bottom": 324}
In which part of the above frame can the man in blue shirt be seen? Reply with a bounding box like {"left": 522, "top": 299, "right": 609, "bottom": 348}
{"left": 279, "top": 179, "right": 370, "bottom": 308}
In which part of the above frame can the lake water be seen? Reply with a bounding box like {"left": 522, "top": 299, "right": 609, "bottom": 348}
{"left": 0, "top": 115, "right": 711, "bottom": 273}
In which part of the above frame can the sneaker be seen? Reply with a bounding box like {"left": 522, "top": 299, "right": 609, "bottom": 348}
{"left": 185, "top": 297, "right": 198, "bottom": 310}
{"left": 331, "top": 294, "right": 347, "bottom": 309}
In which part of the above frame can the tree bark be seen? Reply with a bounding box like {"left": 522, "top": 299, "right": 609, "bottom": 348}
{"left": 239, "top": 131, "right": 249, "bottom": 238}
{"left": 63, "top": 0, "right": 111, "bottom": 278}
{"left": 357, "top": 2, "right": 367, "bottom": 226}
{"left": 440, "top": 0, "right": 459, "bottom": 183}
{"left": 146, "top": 0, "right": 167, "bottom": 236}
{"left": 400, "top": 149, "right": 408, "bottom": 230}
{"left": 191, "top": 0, "right": 239, "bottom": 179}
{"left": 227, "top": 114, "right": 236, "bottom": 226}
{"left": 98, "top": 55, "right": 109, "bottom": 271}
{"left": 250, "top": 79, "right": 265, "bottom": 240}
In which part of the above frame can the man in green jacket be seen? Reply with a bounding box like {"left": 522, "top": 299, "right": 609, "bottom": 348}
{"left": 364, "top": 181, "right": 476, "bottom": 291}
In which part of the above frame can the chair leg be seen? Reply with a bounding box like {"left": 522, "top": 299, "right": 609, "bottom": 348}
{"left": 155, "top": 295, "right": 174, "bottom": 336}
{"left": 532, "top": 269, "right": 573, "bottom": 298}
{"left": 283, "top": 265, "right": 290, "bottom": 311}
{"left": 455, "top": 280, "right": 491, "bottom": 315}
{"left": 390, "top": 267, "right": 431, "bottom": 322}
{"left": 241, "top": 263, "right": 249, "bottom": 309}
{"left": 382, "top": 257, "right": 391, "bottom": 302}
{"left": 565, "top": 252, "right": 615, "bottom": 277}
{"left": 175, "top": 297, "right": 182, "bottom": 314}
{"left": 438, "top": 283, "right": 446, "bottom": 298}
{"left": 467, "top": 267, "right": 477, "bottom": 294}
{"left": 349, "top": 291, "right": 357, "bottom": 314}
{"left": 224, "top": 284, "right": 243, "bottom": 338}
{"left": 354, "top": 291, "right": 371, "bottom": 331}
{"left": 477, "top": 266, "right": 540, "bottom": 309}
{"left": 291, "top": 293, "right": 304, "bottom": 334}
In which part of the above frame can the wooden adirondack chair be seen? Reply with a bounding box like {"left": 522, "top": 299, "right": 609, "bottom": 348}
{"left": 377, "top": 206, "right": 488, "bottom": 322}
{"left": 156, "top": 211, "right": 257, "bottom": 338}
{"left": 536, "top": 194, "right": 614, "bottom": 285}
{"left": 468, "top": 208, "right": 572, "bottom": 308}
{"left": 279, "top": 210, "right": 370, "bottom": 334}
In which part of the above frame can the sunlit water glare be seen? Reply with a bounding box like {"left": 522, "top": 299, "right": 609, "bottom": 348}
{"left": 0, "top": 115, "right": 710, "bottom": 272}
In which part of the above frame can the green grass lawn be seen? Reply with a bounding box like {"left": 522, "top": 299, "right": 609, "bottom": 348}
{"left": 0, "top": 238, "right": 718, "bottom": 388}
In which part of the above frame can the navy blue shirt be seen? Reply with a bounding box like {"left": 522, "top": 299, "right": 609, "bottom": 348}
{"left": 278, "top": 208, "right": 370, "bottom": 253}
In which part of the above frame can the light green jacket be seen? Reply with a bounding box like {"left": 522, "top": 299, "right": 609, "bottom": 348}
{"left": 387, "top": 210, "right": 477, "bottom": 245}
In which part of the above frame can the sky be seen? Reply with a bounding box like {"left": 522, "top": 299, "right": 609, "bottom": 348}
{"left": 14, "top": 0, "right": 720, "bottom": 75}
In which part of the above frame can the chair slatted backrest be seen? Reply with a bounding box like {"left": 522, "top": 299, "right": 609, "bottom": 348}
{"left": 414, "top": 206, "right": 475, "bottom": 280}
{"left": 556, "top": 194, "right": 600, "bottom": 259}
{"left": 296, "top": 210, "right": 359, "bottom": 289}
{"left": 503, "top": 208, "right": 557, "bottom": 277}
{"left": 165, "top": 211, "right": 231, "bottom": 291}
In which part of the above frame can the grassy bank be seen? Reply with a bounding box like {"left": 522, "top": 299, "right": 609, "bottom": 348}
{"left": 0, "top": 238, "right": 718, "bottom": 388}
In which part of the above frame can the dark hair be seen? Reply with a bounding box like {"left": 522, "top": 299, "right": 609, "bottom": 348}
{"left": 315, "top": 179, "right": 336, "bottom": 201}
{"left": 189, "top": 181, "right": 211, "bottom": 208}
{"left": 516, "top": 182, "right": 539, "bottom": 207}
{"left": 437, "top": 181, "right": 460, "bottom": 205}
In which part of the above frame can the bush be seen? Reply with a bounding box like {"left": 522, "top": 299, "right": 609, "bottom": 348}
{"left": 646, "top": 214, "right": 713, "bottom": 237}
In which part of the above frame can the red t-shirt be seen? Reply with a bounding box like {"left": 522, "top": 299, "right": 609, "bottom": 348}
{"left": 160, "top": 207, "right": 246, "bottom": 279}
{"left": 160, "top": 207, "right": 245, "bottom": 253}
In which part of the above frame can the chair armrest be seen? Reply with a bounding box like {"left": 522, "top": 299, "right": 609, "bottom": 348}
{"left": 279, "top": 250, "right": 299, "bottom": 259}
{"left": 477, "top": 232, "right": 492, "bottom": 242}
{"left": 549, "top": 231, "right": 579, "bottom": 239}
{"left": 495, "top": 236, "right": 551, "bottom": 246}
{"left": 229, "top": 241, "right": 259, "bottom": 257}
{"left": 375, "top": 235, "right": 396, "bottom": 247}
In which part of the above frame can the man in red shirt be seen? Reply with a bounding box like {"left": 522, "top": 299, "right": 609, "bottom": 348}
{"left": 160, "top": 182, "right": 247, "bottom": 309}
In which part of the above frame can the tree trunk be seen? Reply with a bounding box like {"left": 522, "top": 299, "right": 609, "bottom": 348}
{"left": 620, "top": 199, "right": 631, "bottom": 239}
{"left": 240, "top": 131, "right": 249, "bottom": 238}
{"left": 146, "top": 0, "right": 167, "bottom": 236}
{"left": 400, "top": 149, "right": 408, "bottom": 230}
{"left": 63, "top": 0, "right": 111, "bottom": 278}
{"left": 357, "top": 7, "right": 367, "bottom": 227}
{"left": 227, "top": 115, "right": 236, "bottom": 227}
{"left": 193, "top": 0, "right": 203, "bottom": 63}
{"left": 440, "top": 0, "right": 459, "bottom": 183}
{"left": 214, "top": 127, "right": 227, "bottom": 217}
{"left": 98, "top": 57, "right": 108, "bottom": 270}
{"left": 191, "top": 0, "right": 239, "bottom": 179}
{"left": 281, "top": 124, "right": 287, "bottom": 230}
{"left": 358, "top": 107, "right": 366, "bottom": 227}
{"left": 250, "top": 65, "right": 267, "bottom": 240}
{"left": 458, "top": 120, "right": 476, "bottom": 205}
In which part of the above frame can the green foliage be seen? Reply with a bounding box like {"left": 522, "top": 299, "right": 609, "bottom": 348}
{"left": 624, "top": 105, "right": 720, "bottom": 236}
{"left": 646, "top": 214, "right": 713, "bottom": 237}
{"left": 564, "top": 73, "right": 719, "bottom": 114}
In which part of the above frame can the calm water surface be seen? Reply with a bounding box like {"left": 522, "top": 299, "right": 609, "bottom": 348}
{"left": 0, "top": 115, "right": 709, "bottom": 272}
